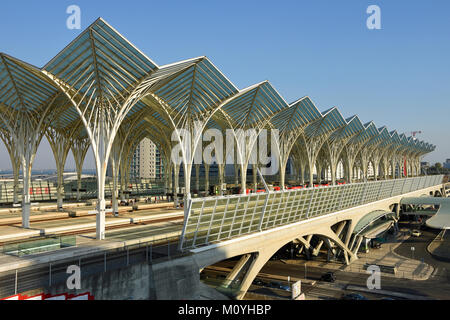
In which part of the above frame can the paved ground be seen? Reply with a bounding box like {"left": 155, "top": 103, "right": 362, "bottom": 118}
{"left": 207, "top": 222, "right": 450, "bottom": 300}
{"left": 0, "top": 201, "right": 182, "bottom": 243}
{"left": 395, "top": 222, "right": 450, "bottom": 281}
{"left": 282, "top": 229, "right": 434, "bottom": 281}
{"left": 428, "top": 236, "right": 450, "bottom": 261}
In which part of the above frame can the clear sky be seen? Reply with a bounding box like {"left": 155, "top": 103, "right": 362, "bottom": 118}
{"left": 0, "top": 0, "right": 448, "bottom": 170}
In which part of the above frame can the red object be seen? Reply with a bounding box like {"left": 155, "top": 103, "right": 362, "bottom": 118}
{"left": 404, "top": 158, "right": 407, "bottom": 177}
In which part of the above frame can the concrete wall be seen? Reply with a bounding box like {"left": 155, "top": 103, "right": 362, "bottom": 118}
{"left": 43, "top": 256, "right": 228, "bottom": 300}
{"left": 47, "top": 262, "right": 156, "bottom": 300}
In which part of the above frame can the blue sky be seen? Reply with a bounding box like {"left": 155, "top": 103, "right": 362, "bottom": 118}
{"left": 0, "top": 0, "right": 449, "bottom": 170}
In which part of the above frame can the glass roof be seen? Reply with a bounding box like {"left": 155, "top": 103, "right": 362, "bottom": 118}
{"left": 0, "top": 17, "right": 435, "bottom": 160}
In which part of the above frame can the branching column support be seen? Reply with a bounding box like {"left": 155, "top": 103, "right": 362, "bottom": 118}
{"left": 359, "top": 150, "right": 370, "bottom": 182}
{"left": 0, "top": 129, "right": 21, "bottom": 204}
{"left": 371, "top": 154, "right": 382, "bottom": 181}
{"left": 46, "top": 128, "right": 73, "bottom": 210}
{"left": 71, "top": 137, "right": 90, "bottom": 201}
{"left": 0, "top": 113, "right": 48, "bottom": 228}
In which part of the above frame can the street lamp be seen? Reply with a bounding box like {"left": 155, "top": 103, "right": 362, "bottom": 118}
{"left": 411, "top": 246, "right": 415, "bottom": 260}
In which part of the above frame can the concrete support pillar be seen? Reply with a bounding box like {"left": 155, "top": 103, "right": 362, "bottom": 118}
{"left": 352, "top": 236, "right": 364, "bottom": 255}
{"left": 296, "top": 235, "right": 313, "bottom": 260}
{"left": 312, "top": 240, "right": 324, "bottom": 256}
{"left": 225, "top": 253, "right": 252, "bottom": 284}
{"left": 395, "top": 202, "right": 400, "bottom": 219}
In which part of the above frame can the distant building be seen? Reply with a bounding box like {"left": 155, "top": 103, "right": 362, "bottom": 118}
{"left": 444, "top": 159, "right": 450, "bottom": 170}
{"left": 107, "top": 138, "right": 163, "bottom": 179}
{"left": 130, "top": 138, "right": 163, "bottom": 179}
{"left": 421, "top": 162, "right": 430, "bottom": 173}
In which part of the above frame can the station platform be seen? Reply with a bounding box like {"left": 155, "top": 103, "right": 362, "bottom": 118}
{"left": 0, "top": 201, "right": 182, "bottom": 243}
{"left": 0, "top": 220, "right": 183, "bottom": 273}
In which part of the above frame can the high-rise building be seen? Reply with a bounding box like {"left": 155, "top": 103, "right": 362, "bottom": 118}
{"left": 130, "top": 138, "right": 163, "bottom": 179}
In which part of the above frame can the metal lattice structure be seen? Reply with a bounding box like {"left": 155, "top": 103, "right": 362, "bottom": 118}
{"left": 180, "top": 175, "right": 443, "bottom": 250}
{"left": 0, "top": 18, "right": 436, "bottom": 239}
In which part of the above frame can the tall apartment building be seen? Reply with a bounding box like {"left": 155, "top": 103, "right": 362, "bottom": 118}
{"left": 129, "top": 138, "right": 163, "bottom": 179}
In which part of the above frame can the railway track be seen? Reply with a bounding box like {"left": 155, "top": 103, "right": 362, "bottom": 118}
{"left": 0, "top": 210, "right": 183, "bottom": 246}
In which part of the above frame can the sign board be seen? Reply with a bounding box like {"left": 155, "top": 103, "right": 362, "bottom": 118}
{"left": 291, "top": 280, "right": 302, "bottom": 300}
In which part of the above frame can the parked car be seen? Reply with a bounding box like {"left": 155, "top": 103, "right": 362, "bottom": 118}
{"left": 252, "top": 279, "right": 266, "bottom": 286}
{"left": 278, "top": 283, "right": 291, "bottom": 291}
{"left": 372, "top": 242, "right": 382, "bottom": 249}
{"left": 411, "top": 229, "right": 422, "bottom": 237}
{"left": 321, "top": 272, "right": 336, "bottom": 283}
{"left": 342, "top": 293, "right": 368, "bottom": 300}
{"left": 266, "top": 281, "right": 290, "bottom": 291}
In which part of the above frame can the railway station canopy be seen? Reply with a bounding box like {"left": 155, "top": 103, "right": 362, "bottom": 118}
{"left": 0, "top": 18, "right": 436, "bottom": 239}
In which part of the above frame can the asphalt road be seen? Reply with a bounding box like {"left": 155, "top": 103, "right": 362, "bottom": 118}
{"left": 395, "top": 222, "right": 450, "bottom": 279}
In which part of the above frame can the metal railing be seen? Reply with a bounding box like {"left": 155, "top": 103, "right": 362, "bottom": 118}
{"left": 180, "top": 175, "right": 444, "bottom": 250}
